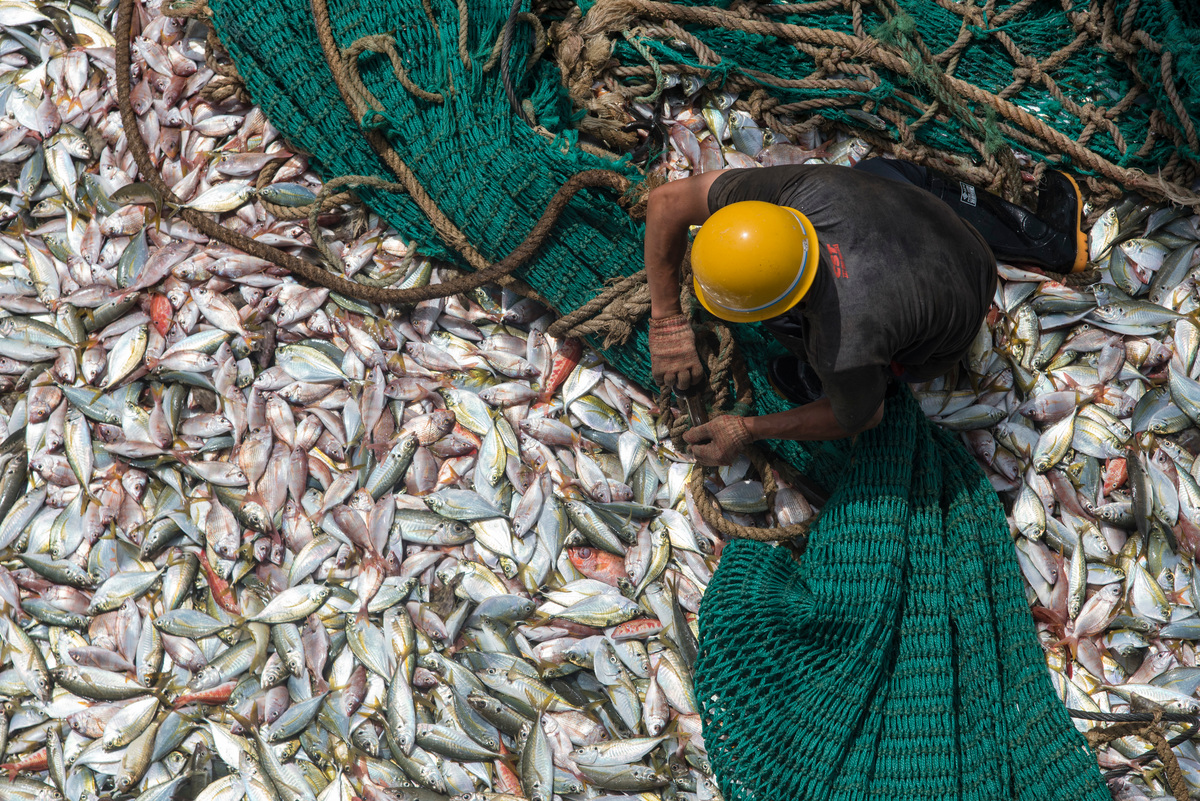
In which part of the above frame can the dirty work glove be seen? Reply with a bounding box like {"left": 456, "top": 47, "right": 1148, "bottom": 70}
{"left": 684, "top": 415, "right": 752, "bottom": 467}
{"left": 649, "top": 314, "right": 704, "bottom": 391}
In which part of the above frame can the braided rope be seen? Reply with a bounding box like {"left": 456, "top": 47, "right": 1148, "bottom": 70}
{"left": 1079, "top": 708, "right": 1193, "bottom": 801}
{"left": 689, "top": 447, "right": 814, "bottom": 542}
{"left": 550, "top": 0, "right": 1200, "bottom": 207}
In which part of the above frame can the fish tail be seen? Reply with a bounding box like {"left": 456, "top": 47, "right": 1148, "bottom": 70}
{"left": 150, "top": 680, "right": 175, "bottom": 707}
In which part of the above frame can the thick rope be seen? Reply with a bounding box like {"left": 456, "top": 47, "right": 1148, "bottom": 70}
{"left": 342, "top": 34, "right": 445, "bottom": 103}
{"left": 252, "top": 160, "right": 354, "bottom": 221}
{"left": 689, "top": 447, "right": 814, "bottom": 542}
{"left": 547, "top": 270, "right": 651, "bottom": 345}
{"left": 551, "top": 0, "right": 1200, "bottom": 207}
{"left": 1081, "top": 708, "right": 1193, "bottom": 801}
{"left": 501, "top": 0, "right": 532, "bottom": 123}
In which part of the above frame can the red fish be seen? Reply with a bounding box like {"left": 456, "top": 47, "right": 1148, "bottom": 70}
{"left": 610, "top": 618, "right": 665, "bottom": 640}
{"left": 2, "top": 747, "right": 48, "bottom": 780}
{"left": 494, "top": 741, "right": 523, "bottom": 795}
{"left": 567, "top": 546, "right": 627, "bottom": 585}
{"left": 540, "top": 338, "right": 582, "bottom": 403}
{"left": 1103, "top": 457, "right": 1127, "bottom": 494}
{"left": 198, "top": 554, "right": 240, "bottom": 614}
{"left": 173, "top": 680, "right": 237, "bottom": 708}
{"left": 149, "top": 293, "right": 173, "bottom": 337}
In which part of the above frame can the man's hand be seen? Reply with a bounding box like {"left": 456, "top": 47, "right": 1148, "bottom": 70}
{"left": 649, "top": 315, "right": 705, "bottom": 391}
{"left": 683, "top": 414, "right": 753, "bottom": 466}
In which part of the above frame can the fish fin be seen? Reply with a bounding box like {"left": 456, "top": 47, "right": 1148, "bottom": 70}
{"left": 149, "top": 675, "right": 176, "bottom": 707}
{"left": 170, "top": 706, "right": 208, "bottom": 723}
{"left": 227, "top": 707, "right": 254, "bottom": 733}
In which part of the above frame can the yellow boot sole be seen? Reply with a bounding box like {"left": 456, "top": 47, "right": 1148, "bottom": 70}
{"left": 1053, "top": 170, "right": 1089, "bottom": 273}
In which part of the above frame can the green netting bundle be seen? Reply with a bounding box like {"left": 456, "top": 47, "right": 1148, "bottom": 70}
{"left": 695, "top": 389, "right": 1111, "bottom": 801}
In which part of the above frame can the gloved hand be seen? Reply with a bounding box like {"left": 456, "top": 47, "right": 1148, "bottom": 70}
{"left": 649, "top": 314, "right": 704, "bottom": 391}
{"left": 684, "top": 415, "right": 753, "bottom": 467}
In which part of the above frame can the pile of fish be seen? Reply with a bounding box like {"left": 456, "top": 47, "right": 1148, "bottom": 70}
{"left": 1, "top": 0, "right": 1199, "bottom": 799}
{"left": 0, "top": 3, "right": 826, "bottom": 801}
{"left": 919, "top": 203, "right": 1200, "bottom": 796}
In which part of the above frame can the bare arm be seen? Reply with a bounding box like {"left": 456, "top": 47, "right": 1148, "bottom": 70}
{"left": 645, "top": 170, "right": 728, "bottom": 319}
{"left": 744, "top": 397, "right": 885, "bottom": 442}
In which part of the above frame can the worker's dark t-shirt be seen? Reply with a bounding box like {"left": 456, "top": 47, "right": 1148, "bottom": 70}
{"left": 708, "top": 164, "right": 997, "bottom": 432}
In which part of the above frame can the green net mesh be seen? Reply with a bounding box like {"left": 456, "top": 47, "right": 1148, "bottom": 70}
{"left": 695, "top": 390, "right": 1111, "bottom": 800}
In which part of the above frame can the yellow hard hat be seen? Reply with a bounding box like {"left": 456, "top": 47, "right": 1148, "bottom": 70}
{"left": 691, "top": 200, "right": 820, "bottom": 323}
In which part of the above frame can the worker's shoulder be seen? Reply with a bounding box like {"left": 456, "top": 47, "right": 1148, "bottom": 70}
{"left": 741, "top": 162, "right": 887, "bottom": 199}
{"left": 707, "top": 162, "right": 835, "bottom": 206}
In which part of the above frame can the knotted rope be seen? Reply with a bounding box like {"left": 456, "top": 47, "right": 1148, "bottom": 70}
{"left": 550, "top": 0, "right": 1200, "bottom": 209}
{"left": 1078, "top": 708, "right": 1195, "bottom": 801}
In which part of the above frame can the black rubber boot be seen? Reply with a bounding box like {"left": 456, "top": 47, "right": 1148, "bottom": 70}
{"left": 922, "top": 169, "right": 1084, "bottom": 274}
{"left": 767, "top": 356, "right": 825, "bottom": 405}
{"left": 1036, "top": 170, "right": 1089, "bottom": 273}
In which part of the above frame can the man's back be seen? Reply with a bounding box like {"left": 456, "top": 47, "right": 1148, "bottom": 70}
{"left": 708, "top": 164, "right": 997, "bottom": 430}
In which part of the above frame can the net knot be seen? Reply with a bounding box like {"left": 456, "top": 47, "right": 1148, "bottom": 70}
{"left": 867, "top": 78, "right": 896, "bottom": 101}
{"left": 360, "top": 111, "right": 396, "bottom": 132}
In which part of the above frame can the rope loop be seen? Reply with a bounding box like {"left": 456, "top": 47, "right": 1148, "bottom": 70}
{"left": 687, "top": 450, "right": 814, "bottom": 542}
{"left": 1080, "top": 707, "right": 1194, "bottom": 801}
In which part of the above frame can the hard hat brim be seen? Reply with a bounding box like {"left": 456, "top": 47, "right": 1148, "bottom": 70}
{"left": 692, "top": 207, "right": 820, "bottom": 323}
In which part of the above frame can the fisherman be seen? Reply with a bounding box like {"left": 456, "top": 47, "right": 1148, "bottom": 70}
{"left": 645, "top": 158, "right": 1088, "bottom": 465}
